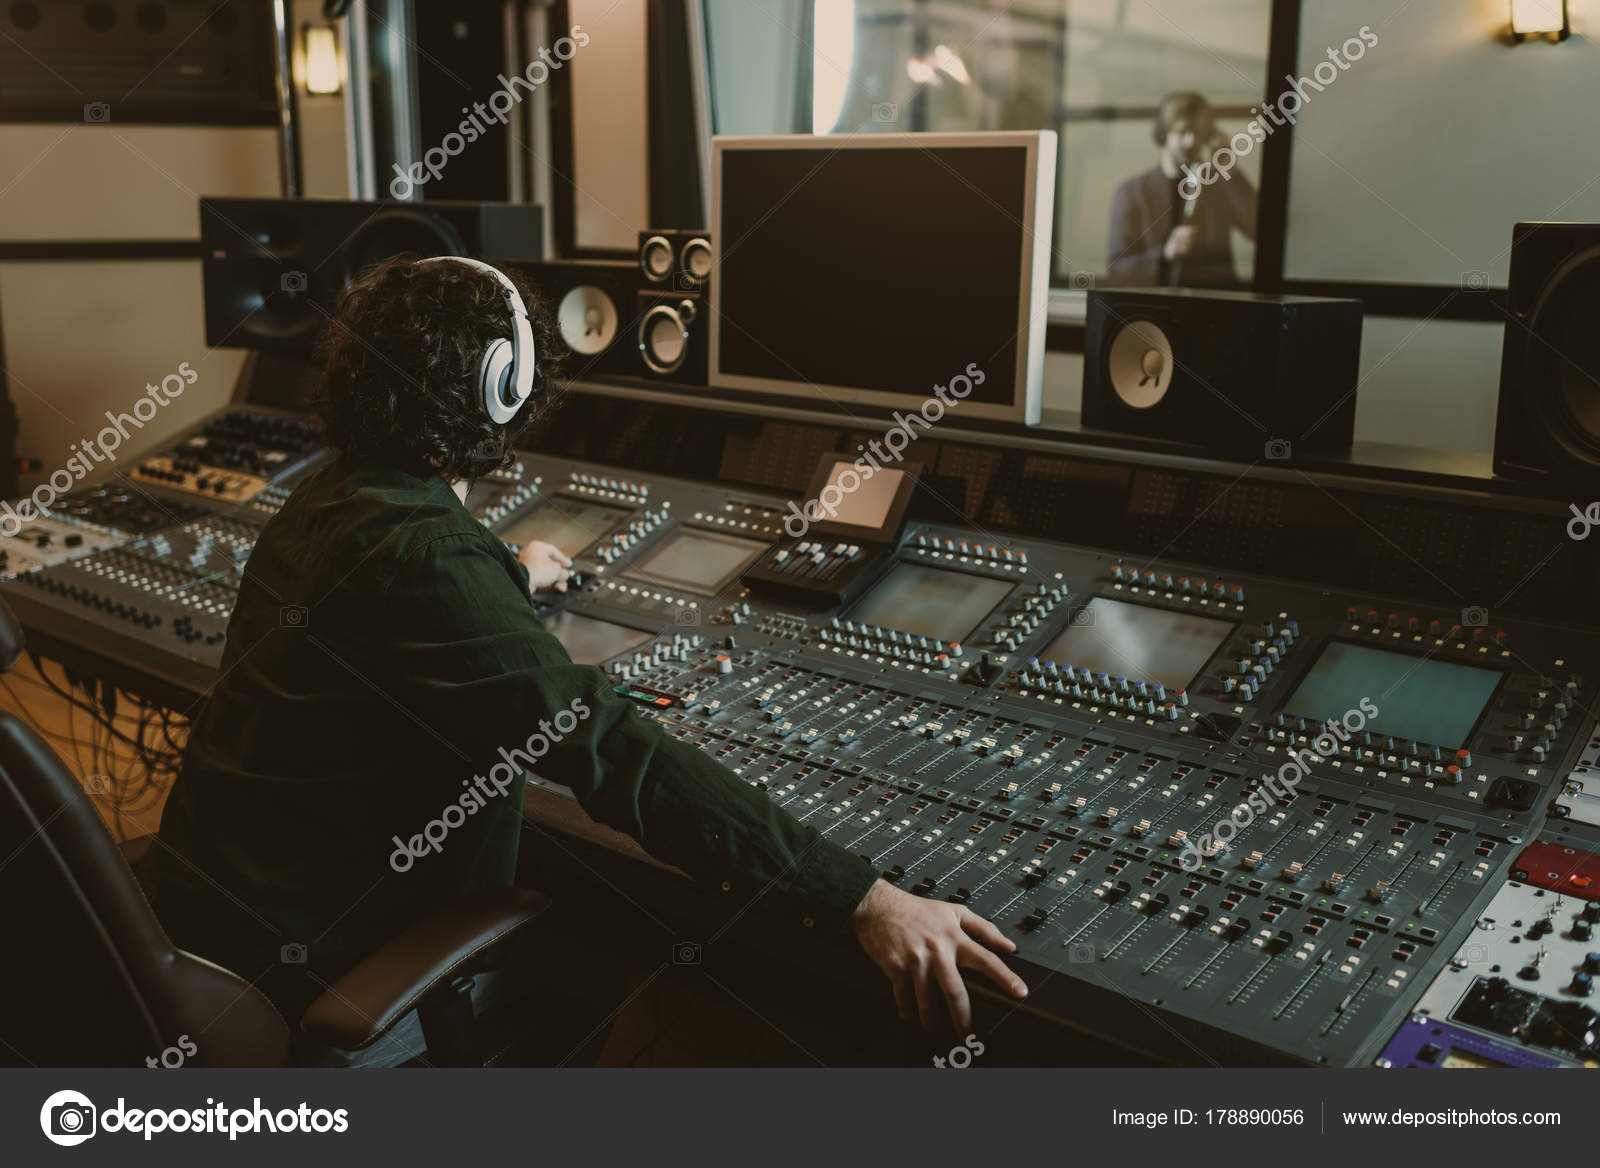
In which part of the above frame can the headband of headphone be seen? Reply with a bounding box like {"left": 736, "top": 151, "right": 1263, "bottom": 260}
{"left": 414, "top": 255, "right": 536, "bottom": 424}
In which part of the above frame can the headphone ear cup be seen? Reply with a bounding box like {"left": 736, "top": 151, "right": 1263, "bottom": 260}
{"left": 480, "top": 337, "right": 517, "bottom": 423}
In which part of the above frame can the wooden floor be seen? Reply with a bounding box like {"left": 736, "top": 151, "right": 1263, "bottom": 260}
{"left": 0, "top": 654, "right": 179, "bottom": 845}
{"left": 0, "top": 654, "right": 825, "bottom": 1067}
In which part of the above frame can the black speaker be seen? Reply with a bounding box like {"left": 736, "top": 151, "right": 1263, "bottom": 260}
{"left": 509, "top": 261, "right": 642, "bottom": 380}
{"left": 1083, "top": 288, "right": 1363, "bottom": 457}
{"left": 199, "top": 198, "right": 543, "bottom": 355}
{"left": 634, "top": 292, "right": 707, "bottom": 386}
{"left": 1494, "top": 222, "right": 1600, "bottom": 491}
{"left": 638, "top": 229, "right": 712, "bottom": 292}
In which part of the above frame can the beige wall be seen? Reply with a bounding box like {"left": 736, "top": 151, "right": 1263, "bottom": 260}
{"left": 0, "top": 127, "right": 278, "bottom": 487}
{"left": 0, "top": 261, "right": 247, "bottom": 474}
{"left": 1284, "top": 0, "right": 1600, "bottom": 453}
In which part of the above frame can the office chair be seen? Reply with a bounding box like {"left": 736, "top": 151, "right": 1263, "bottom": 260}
{"left": 0, "top": 596, "right": 550, "bottom": 1067}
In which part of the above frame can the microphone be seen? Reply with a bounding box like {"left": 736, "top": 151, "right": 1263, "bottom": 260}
{"left": 1171, "top": 133, "right": 1221, "bottom": 285}
{"left": 1171, "top": 186, "right": 1197, "bottom": 286}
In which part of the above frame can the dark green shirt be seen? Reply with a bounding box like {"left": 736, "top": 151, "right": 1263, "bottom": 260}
{"left": 149, "top": 459, "right": 876, "bottom": 1017}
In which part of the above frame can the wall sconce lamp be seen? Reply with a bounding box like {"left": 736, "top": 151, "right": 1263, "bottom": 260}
{"left": 302, "top": 24, "right": 343, "bottom": 94}
{"left": 1509, "top": 0, "right": 1570, "bottom": 42}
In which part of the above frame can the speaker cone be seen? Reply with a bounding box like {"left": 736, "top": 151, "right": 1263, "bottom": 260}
{"left": 680, "top": 237, "right": 712, "bottom": 283}
{"left": 639, "top": 235, "right": 674, "bottom": 283}
{"left": 557, "top": 285, "right": 619, "bottom": 356}
{"left": 1105, "top": 319, "right": 1174, "bottom": 410}
{"left": 638, "top": 301, "right": 691, "bottom": 374}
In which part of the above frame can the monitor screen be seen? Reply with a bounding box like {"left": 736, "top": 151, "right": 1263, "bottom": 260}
{"left": 541, "top": 611, "right": 652, "bottom": 667}
{"left": 1284, "top": 642, "right": 1502, "bottom": 749}
{"left": 1036, "top": 598, "right": 1235, "bottom": 691}
{"left": 625, "top": 529, "right": 768, "bottom": 595}
{"left": 813, "top": 461, "right": 904, "bottom": 530}
{"left": 500, "top": 496, "right": 631, "bottom": 557}
{"left": 711, "top": 133, "right": 1053, "bottom": 423}
{"left": 848, "top": 562, "right": 1012, "bottom": 645}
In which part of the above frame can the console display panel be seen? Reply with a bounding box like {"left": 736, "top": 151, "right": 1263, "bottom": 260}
{"left": 500, "top": 496, "right": 631, "bottom": 557}
{"left": 1036, "top": 597, "right": 1234, "bottom": 690}
{"left": 625, "top": 529, "right": 767, "bottom": 595}
{"left": 541, "top": 611, "right": 652, "bottom": 667}
{"left": 847, "top": 562, "right": 1012, "bottom": 645}
{"left": 1285, "top": 641, "right": 1502, "bottom": 748}
{"left": 812, "top": 461, "right": 904, "bottom": 530}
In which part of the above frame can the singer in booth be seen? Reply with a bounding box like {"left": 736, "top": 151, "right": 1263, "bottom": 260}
{"left": 1106, "top": 91, "right": 1257, "bottom": 288}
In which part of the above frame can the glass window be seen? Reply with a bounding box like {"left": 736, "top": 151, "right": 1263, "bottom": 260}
{"left": 703, "top": 0, "right": 1274, "bottom": 289}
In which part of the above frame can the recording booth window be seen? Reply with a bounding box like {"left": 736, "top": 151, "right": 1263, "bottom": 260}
{"left": 701, "top": 0, "right": 1275, "bottom": 293}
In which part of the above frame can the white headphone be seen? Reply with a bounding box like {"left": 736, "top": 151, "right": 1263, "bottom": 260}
{"left": 414, "top": 255, "right": 536, "bottom": 424}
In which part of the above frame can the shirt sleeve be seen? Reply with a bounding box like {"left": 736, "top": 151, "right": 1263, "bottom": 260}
{"left": 379, "top": 530, "right": 880, "bottom": 930}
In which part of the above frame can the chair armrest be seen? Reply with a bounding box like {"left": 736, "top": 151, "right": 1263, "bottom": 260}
{"left": 299, "top": 886, "right": 551, "bottom": 1052}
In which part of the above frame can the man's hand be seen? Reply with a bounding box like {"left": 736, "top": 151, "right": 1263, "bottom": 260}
{"left": 518, "top": 540, "right": 573, "bottom": 593}
{"left": 850, "top": 879, "right": 1028, "bottom": 1033}
{"left": 1163, "top": 224, "right": 1198, "bottom": 261}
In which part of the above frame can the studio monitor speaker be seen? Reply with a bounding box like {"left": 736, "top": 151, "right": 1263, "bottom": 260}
{"left": 1494, "top": 221, "right": 1600, "bottom": 492}
{"left": 509, "top": 261, "right": 642, "bottom": 380}
{"left": 634, "top": 292, "right": 706, "bottom": 385}
{"left": 200, "top": 198, "right": 542, "bottom": 355}
{"left": 1083, "top": 288, "right": 1363, "bottom": 457}
{"left": 638, "top": 229, "right": 712, "bottom": 291}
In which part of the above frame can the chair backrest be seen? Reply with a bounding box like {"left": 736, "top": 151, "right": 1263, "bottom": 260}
{"left": 0, "top": 709, "right": 291, "bottom": 1067}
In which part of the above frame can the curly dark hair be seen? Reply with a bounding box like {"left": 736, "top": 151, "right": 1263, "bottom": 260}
{"left": 311, "top": 252, "right": 564, "bottom": 482}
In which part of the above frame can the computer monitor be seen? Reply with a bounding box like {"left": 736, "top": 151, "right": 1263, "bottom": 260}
{"left": 709, "top": 131, "right": 1056, "bottom": 425}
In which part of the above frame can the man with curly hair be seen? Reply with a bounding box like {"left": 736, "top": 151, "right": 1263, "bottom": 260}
{"left": 147, "top": 254, "right": 1026, "bottom": 1066}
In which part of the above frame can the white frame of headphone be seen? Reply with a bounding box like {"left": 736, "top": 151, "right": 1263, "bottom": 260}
{"left": 414, "top": 256, "right": 536, "bottom": 424}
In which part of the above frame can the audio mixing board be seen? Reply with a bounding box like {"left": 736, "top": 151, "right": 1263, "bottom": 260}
{"left": 3, "top": 407, "right": 1598, "bottom": 1066}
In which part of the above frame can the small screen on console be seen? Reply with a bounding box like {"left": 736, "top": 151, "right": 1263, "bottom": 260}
{"left": 541, "top": 611, "right": 652, "bottom": 666}
{"left": 848, "top": 562, "right": 1012, "bottom": 644}
{"left": 815, "top": 461, "right": 905, "bottom": 530}
{"left": 500, "top": 497, "right": 631, "bottom": 557}
{"left": 1036, "top": 597, "right": 1234, "bottom": 690}
{"left": 1284, "top": 642, "right": 1501, "bottom": 748}
{"left": 625, "top": 529, "right": 768, "bottom": 595}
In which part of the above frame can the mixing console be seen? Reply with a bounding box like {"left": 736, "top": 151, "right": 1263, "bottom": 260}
{"left": 498, "top": 453, "right": 1600, "bottom": 1066}
{"left": 0, "top": 408, "right": 319, "bottom": 694}
{"left": 126, "top": 409, "right": 320, "bottom": 503}
{"left": 0, "top": 512, "right": 124, "bottom": 583}
{"left": 4, "top": 406, "right": 1598, "bottom": 1066}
